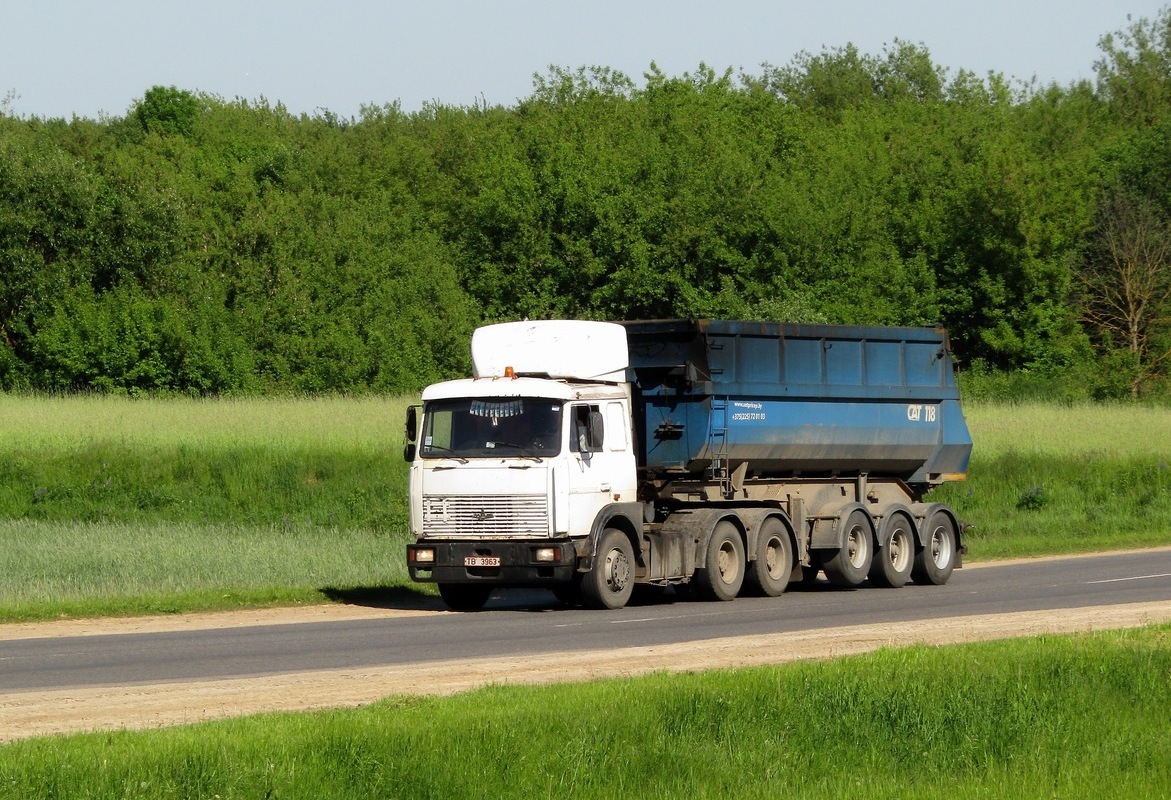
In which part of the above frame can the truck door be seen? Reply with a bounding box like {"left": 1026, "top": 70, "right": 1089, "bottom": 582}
{"left": 566, "top": 402, "right": 637, "bottom": 535}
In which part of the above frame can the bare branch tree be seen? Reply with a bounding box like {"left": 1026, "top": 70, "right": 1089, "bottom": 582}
{"left": 1080, "top": 189, "right": 1171, "bottom": 396}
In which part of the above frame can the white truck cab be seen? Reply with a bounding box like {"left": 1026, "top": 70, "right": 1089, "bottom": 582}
{"left": 405, "top": 321, "right": 641, "bottom": 609}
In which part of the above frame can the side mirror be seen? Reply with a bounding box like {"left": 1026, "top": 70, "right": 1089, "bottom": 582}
{"left": 588, "top": 409, "right": 605, "bottom": 450}
{"left": 404, "top": 405, "right": 420, "bottom": 462}
{"left": 572, "top": 405, "right": 606, "bottom": 454}
{"left": 405, "top": 405, "right": 419, "bottom": 442}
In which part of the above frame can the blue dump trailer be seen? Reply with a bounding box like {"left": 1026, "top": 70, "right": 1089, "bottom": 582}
{"left": 405, "top": 319, "right": 972, "bottom": 610}
{"left": 625, "top": 319, "right": 971, "bottom": 485}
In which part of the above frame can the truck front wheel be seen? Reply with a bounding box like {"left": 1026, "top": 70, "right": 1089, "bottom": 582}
{"left": 438, "top": 583, "right": 492, "bottom": 612}
{"left": 695, "top": 521, "right": 746, "bottom": 601}
{"left": 582, "top": 528, "right": 635, "bottom": 610}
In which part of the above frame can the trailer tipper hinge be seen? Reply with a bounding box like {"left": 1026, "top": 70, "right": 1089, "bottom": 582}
{"left": 655, "top": 422, "right": 684, "bottom": 439}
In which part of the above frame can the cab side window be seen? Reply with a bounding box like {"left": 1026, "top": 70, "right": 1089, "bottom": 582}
{"left": 606, "top": 402, "right": 627, "bottom": 451}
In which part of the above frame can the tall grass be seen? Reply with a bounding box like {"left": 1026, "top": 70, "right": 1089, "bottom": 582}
{"left": 938, "top": 401, "right": 1171, "bottom": 558}
{"left": 0, "top": 520, "right": 415, "bottom": 620}
{"left": 0, "top": 394, "right": 408, "bottom": 450}
{"left": 0, "top": 395, "right": 413, "bottom": 529}
{"left": 961, "top": 401, "right": 1171, "bottom": 456}
{"left": 0, "top": 395, "right": 421, "bottom": 620}
{"left": 2, "top": 625, "right": 1168, "bottom": 797}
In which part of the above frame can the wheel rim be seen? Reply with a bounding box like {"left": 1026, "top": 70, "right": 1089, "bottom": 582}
{"left": 929, "top": 525, "right": 953, "bottom": 568}
{"left": 604, "top": 545, "right": 631, "bottom": 593}
{"left": 888, "top": 527, "right": 912, "bottom": 573}
{"left": 763, "top": 536, "right": 785, "bottom": 579}
{"left": 846, "top": 524, "right": 868, "bottom": 569}
{"left": 717, "top": 539, "right": 740, "bottom": 584}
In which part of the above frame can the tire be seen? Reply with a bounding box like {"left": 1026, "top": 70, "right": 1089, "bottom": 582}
{"left": 695, "top": 520, "right": 746, "bottom": 601}
{"left": 438, "top": 583, "right": 492, "bottom": 611}
{"left": 745, "top": 518, "right": 793, "bottom": 597}
{"left": 869, "top": 513, "right": 914, "bottom": 588}
{"left": 581, "top": 528, "right": 636, "bottom": 610}
{"left": 822, "top": 509, "right": 874, "bottom": 588}
{"left": 913, "top": 510, "right": 958, "bottom": 585}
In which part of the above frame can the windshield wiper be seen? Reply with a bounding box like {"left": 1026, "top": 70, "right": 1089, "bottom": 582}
{"left": 423, "top": 446, "right": 469, "bottom": 464}
{"left": 491, "top": 442, "right": 544, "bottom": 463}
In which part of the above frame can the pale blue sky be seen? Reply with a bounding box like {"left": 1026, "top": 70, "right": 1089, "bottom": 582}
{"left": 2, "top": 1, "right": 1167, "bottom": 120}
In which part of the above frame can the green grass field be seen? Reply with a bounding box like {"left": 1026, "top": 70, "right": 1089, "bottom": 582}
{"left": 937, "top": 402, "right": 1171, "bottom": 558}
{"left": 0, "top": 396, "right": 1168, "bottom": 620}
{"left": 2, "top": 625, "right": 1168, "bottom": 798}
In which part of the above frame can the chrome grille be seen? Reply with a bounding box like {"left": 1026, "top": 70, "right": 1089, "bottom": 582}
{"left": 422, "top": 494, "right": 549, "bottom": 537}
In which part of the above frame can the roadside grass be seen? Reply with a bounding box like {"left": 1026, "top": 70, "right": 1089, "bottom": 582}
{"left": 0, "top": 520, "right": 417, "bottom": 621}
{"left": 0, "top": 394, "right": 411, "bottom": 530}
{"left": 0, "top": 395, "right": 1168, "bottom": 620}
{"left": 0, "top": 394, "right": 409, "bottom": 451}
{"left": 937, "top": 402, "right": 1171, "bottom": 558}
{"left": 2, "top": 625, "right": 1168, "bottom": 798}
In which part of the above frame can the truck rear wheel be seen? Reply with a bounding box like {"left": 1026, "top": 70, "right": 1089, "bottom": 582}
{"left": 582, "top": 528, "right": 635, "bottom": 610}
{"left": 695, "top": 521, "right": 746, "bottom": 601}
{"left": 822, "top": 509, "right": 874, "bottom": 588}
{"left": 745, "top": 518, "right": 793, "bottom": 597}
{"left": 913, "top": 511, "right": 958, "bottom": 585}
{"left": 438, "top": 583, "right": 492, "bottom": 612}
{"left": 870, "top": 513, "right": 915, "bottom": 588}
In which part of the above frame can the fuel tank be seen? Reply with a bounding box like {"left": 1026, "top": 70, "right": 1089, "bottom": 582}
{"left": 622, "top": 320, "right": 973, "bottom": 488}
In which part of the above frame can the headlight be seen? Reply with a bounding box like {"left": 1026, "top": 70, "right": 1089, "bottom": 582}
{"left": 534, "top": 547, "right": 558, "bottom": 563}
{"left": 411, "top": 548, "right": 436, "bottom": 564}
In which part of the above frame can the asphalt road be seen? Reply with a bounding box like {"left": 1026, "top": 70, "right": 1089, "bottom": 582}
{"left": 2, "top": 549, "right": 1170, "bottom": 693}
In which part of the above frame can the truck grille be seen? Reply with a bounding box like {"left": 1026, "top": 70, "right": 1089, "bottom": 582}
{"left": 421, "top": 494, "right": 549, "bottom": 538}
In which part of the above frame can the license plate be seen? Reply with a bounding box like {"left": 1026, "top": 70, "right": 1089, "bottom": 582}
{"left": 464, "top": 556, "right": 501, "bottom": 568}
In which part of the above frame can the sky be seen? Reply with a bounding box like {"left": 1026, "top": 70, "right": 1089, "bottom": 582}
{"left": 2, "top": 1, "right": 1168, "bottom": 121}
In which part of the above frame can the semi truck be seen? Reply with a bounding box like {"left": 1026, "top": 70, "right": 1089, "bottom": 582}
{"left": 405, "top": 319, "right": 972, "bottom": 611}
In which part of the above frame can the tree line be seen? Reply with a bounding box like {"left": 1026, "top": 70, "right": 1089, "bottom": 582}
{"left": 2, "top": 9, "right": 1170, "bottom": 398}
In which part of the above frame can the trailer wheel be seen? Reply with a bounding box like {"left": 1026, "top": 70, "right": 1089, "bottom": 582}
{"left": 912, "top": 511, "right": 958, "bottom": 585}
{"left": 695, "top": 521, "right": 746, "bottom": 601}
{"left": 582, "top": 528, "right": 635, "bottom": 610}
{"left": 745, "top": 518, "right": 793, "bottom": 597}
{"left": 438, "top": 583, "right": 492, "bottom": 612}
{"left": 822, "top": 510, "right": 874, "bottom": 588}
{"left": 869, "top": 513, "right": 914, "bottom": 588}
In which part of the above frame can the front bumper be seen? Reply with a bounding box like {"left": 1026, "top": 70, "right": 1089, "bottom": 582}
{"left": 406, "top": 540, "right": 579, "bottom": 585}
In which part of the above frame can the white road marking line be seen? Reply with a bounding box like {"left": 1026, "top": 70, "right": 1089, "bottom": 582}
{"left": 1086, "top": 572, "right": 1171, "bottom": 585}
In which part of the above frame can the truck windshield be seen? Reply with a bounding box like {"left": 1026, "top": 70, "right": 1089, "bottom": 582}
{"left": 420, "top": 398, "right": 563, "bottom": 459}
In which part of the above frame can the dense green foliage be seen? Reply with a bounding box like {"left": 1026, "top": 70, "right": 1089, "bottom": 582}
{"left": 1, "top": 11, "right": 1170, "bottom": 396}
{"left": 3, "top": 627, "right": 1169, "bottom": 797}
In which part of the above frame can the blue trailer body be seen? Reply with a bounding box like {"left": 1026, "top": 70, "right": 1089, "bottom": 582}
{"left": 621, "top": 320, "right": 972, "bottom": 488}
